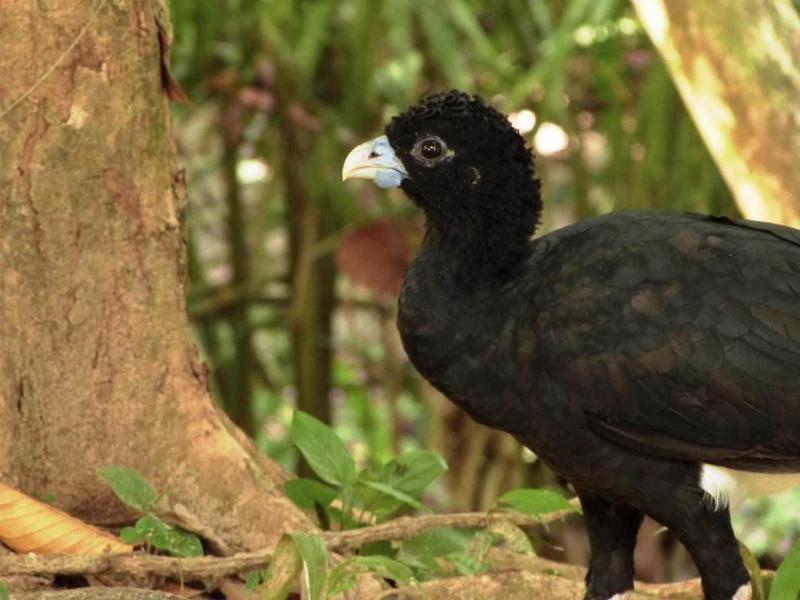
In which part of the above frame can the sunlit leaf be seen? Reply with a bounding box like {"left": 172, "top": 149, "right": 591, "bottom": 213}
{"left": 289, "top": 532, "right": 328, "bottom": 600}
{"left": 124, "top": 515, "right": 203, "bottom": 557}
{"left": 260, "top": 535, "right": 303, "bottom": 600}
{"left": 290, "top": 412, "right": 356, "bottom": 486}
{"left": 162, "top": 527, "right": 204, "bottom": 558}
{"left": 497, "top": 489, "right": 578, "bottom": 516}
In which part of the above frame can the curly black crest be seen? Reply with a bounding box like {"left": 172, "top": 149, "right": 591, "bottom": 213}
{"left": 389, "top": 91, "right": 530, "bottom": 156}
{"left": 385, "top": 91, "right": 542, "bottom": 276}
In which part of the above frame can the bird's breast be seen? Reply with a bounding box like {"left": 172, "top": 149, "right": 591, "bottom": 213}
{"left": 398, "top": 272, "right": 538, "bottom": 433}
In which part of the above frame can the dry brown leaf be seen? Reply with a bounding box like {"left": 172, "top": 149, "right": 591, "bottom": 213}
{"left": 0, "top": 482, "right": 133, "bottom": 555}
{"left": 335, "top": 219, "right": 416, "bottom": 298}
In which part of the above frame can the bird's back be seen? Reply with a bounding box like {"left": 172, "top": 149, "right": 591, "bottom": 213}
{"left": 528, "top": 210, "right": 800, "bottom": 471}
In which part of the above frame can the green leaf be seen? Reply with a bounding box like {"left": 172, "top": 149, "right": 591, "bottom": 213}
{"left": 327, "top": 556, "right": 415, "bottom": 597}
{"left": 378, "top": 451, "right": 447, "bottom": 497}
{"left": 285, "top": 478, "right": 338, "bottom": 510}
{"left": 120, "top": 526, "right": 145, "bottom": 544}
{"left": 395, "top": 553, "right": 440, "bottom": 578}
{"left": 360, "top": 480, "right": 424, "bottom": 510}
{"left": 245, "top": 570, "right": 265, "bottom": 593}
{"left": 357, "top": 453, "right": 445, "bottom": 520}
{"left": 397, "top": 528, "right": 472, "bottom": 578}
{"left": 260, "top": 536, "right": 303, "bottom": 600}
{"left": 0, "top": 581, "right": 9, "bottom": 600}
{"left": 350, "top": 555, "right": 414, "bottom": 584}
{"left": 325, "top": 506, "right": 360, "bottom": 530}
{"left": 288, "top": 532, "right": 328, "bottom": 600}
{"left": 404, "top": 528, "right": 470, "bottom": 557}
{"left": 161, "top": 527, "right": 204, "bottom": 558}
{"left": 290, "top": 412, "right": 356, "bottom": 486}
{"left": 326, "top": 563, "right": 359, "bottom": 598}
{"left": 497, "top": 489, "right": 578, "bottom": 516}
{"left": 97, "top": 466, "right": 158, "bottom": 513}
{"left": 126, "top": 515, "right": 203, "bottom": 557}
{"left": 770, "top": 540, "right": 800, "bottom": 600}
{"left": 445, "top": 551, "right": 491, "bottom": 576}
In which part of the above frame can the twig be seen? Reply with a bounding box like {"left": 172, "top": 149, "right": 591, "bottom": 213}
{"left": 0, "top": 551, "right": 269, "bottom": 579}
{"left": 0, "top": 508, "right": 577, "bottom": 579}
{"left": 321, "top": 507, "right": 579, "bottom": 553}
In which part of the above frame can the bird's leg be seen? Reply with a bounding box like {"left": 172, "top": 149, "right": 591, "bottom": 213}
{"left": 659, "top": 502, "right": 750, "bottom": 600}
{"left": 578, "top": 491, "right": 643, "bottom": 600}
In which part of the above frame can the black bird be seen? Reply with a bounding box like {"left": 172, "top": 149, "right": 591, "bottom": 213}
{"left": 342, "top": 91, "right": 800, "bottom": 600}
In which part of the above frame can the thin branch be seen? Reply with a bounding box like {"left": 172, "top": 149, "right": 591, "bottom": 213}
{"left": 321, "top": 508, "right": 580, "bottom": 553}
{"left": 0, "top": 550, "right": 270, "bottom": 579}
{"left": 0, "top": 508, "right": 577, "bottom": 579}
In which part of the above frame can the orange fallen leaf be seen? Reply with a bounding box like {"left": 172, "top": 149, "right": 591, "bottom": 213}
{"left": 0, "top": 482, "right": 133, "bottom": 555}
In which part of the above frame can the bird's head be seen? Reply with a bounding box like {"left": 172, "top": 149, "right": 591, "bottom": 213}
{"left": 343, "top": 91, "right": 542, "bottom": 251}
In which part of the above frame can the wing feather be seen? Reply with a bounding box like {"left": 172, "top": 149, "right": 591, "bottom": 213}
{"left": 537, "top": 211, "right": 800, "bottom": 470}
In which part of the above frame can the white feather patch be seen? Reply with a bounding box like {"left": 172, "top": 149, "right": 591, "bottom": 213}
{"left": 700, "top": 464, "right": 800, "bottom": 509}
{"left": 733, "top": 582, "right": 752, "bottom": 600}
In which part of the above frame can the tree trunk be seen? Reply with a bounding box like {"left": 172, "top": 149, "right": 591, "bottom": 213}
{"left": 632, "top": 0, "right": 800, "bottom": 226}
{"left": 0, "top": 0, "right": 311, "bottom": 553}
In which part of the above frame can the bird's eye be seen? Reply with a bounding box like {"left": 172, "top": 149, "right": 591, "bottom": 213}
{"left": 420, "top": 138, "right": 443, "bottom": 160}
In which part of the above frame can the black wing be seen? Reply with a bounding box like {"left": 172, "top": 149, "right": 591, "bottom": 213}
{"left": 533, "top": 210, "right": 800, "bottom": 472}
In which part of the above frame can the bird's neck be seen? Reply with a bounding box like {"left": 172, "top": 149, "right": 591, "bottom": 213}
{"left": 397, "top": 221, "right": 535, "bottom": 431}
{"left": 402, "top": 169, "right": 540, "bottom": 287}
{"left": 417, "top": 218, "right": 532, "bottom": 290}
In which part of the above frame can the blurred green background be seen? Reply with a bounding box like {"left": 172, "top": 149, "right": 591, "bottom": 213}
{"left": 169, "top": 0, "right": 800, "bottom": 583}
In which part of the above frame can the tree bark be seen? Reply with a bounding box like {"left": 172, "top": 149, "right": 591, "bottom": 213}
{"left": 632, "top": 0, "right": 800, "bottom": 226}
{"left": 0, "top": 0, "right": 311, "bottom": 552}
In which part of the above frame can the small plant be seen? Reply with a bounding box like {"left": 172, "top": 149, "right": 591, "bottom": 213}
{"left": 286, "top": 411, "right": 447, "bottom": 528}
{"left": 279, "top": 411, "right": 580, "bottom": 596}
{"left": 326, "top": 554, "right": 415, "bottom": 596}
{"left": 253, "top": 530, "right": 415, "bottom": 600}
{"left": 0, "top": 580, "right": 9, "bottom": 600}
{"left": 97, "top": 466, "right": 203, "bottom": 558}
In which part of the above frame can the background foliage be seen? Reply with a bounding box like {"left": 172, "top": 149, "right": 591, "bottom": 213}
{"left": 168, "top": 0, "right": 798, "bottom": 584}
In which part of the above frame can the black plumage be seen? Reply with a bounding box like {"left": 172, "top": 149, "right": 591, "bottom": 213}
{"left": 343, "top": 91, "right": 800, "bottom": 600}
